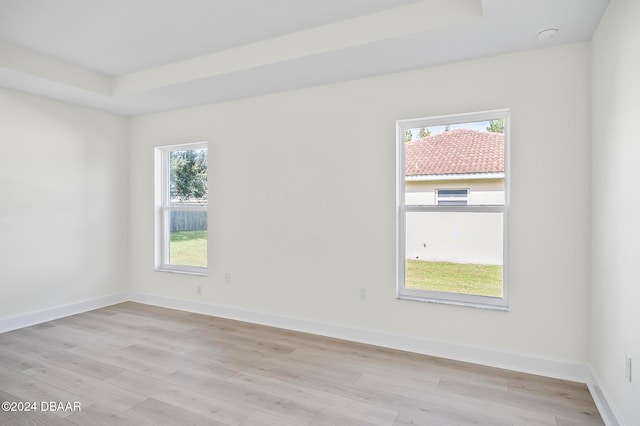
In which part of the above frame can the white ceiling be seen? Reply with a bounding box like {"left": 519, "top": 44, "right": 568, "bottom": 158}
{"left": 0, "top": 0, "right": 419, "bottom": 75}
{"left": 0, "top": 0, "right": 608, "bottom": 116}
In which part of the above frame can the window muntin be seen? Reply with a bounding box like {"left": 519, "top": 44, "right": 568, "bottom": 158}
{"left": 155, "top": 142, "right": 208, "bottom": 274}
{"left": 397, "top": 110, "right": 509, "bottom": 309}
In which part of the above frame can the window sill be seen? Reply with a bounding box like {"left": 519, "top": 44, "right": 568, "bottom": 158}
{"left": 155, "top": 267, "right": 207, "bottom": 277}
{"left": 396, "top": 294, "right": 510, "bottom": 311}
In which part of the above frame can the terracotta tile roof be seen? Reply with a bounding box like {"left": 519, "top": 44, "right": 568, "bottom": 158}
{"left": 405, "top": 129, "right": 504, "bottom": 177}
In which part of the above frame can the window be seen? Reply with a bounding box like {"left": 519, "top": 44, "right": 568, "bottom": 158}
{"left": 155, "top": 142, "right": 208, "bottom": 274}
{"left": 436, "top": 189, "right": 469, "bottom": 206}
{"left": 397, "top": 110, "right": 509, "bottom": 309}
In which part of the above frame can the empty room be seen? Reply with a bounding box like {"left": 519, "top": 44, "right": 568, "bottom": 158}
{"left": 0, "top": 0, "right": 637, "bottom": 425}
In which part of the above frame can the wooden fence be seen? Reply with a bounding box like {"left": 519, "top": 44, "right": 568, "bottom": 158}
{"left": 170, "top": 210, "right": 207, "bottom": 231}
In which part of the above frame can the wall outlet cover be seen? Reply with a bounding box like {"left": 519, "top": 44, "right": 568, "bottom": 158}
{"left": 625, "top": 355, "right": 632, "bottom": 382}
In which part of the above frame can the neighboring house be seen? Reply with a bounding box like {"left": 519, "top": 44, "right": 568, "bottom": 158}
{"left": 404, "top": 129, "right": 504, "bottom": 265}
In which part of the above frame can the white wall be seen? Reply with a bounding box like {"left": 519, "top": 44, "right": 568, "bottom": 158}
{"left": 129, "top": 42, "right": 591, "bottom": 363}
{"left": 591, "top": 0, "right": 640, "bottom": 424}
{"left": 0, "top": 88, "right": 129, "bottom": 319}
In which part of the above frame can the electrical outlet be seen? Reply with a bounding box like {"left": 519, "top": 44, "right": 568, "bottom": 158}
{"left": 224, "top": 272, "right": 232, "bottom": 284}
{"left": 359, "top": 288, "right": 367, "bottom": 300}
{"left": 625, "top": 355, "right": 632, "bottom": 382}
{"left": 196, "top": 285, "right": 202, "bottom": 296}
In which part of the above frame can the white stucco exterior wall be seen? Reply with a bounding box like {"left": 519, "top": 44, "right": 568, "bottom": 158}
{"left": 405, "top": 178, "right": 504, "bottom": 264}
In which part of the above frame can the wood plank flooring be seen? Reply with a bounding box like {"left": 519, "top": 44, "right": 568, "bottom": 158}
{"left": 0, "top": 302, "right": 603, "bottom": 425}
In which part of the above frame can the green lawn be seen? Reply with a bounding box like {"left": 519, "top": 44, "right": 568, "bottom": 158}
{"left": 170, "top": 229, "right": 207, "bottom": 267}
{"left": 406, "top": 260, "right": 502, "bottom": 297}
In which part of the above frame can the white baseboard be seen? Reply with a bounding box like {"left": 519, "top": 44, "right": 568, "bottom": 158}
{"left": 127, "top": 292, "right": 591, "bottom": 384}
{"left": 0, "top": 293, "right": 129, "bottom": 333}
{"left": 1, "top": 291, "right": 621, "bottom": 425}
{"left": 587, "top": 368, "right": 623, "bottom": 426}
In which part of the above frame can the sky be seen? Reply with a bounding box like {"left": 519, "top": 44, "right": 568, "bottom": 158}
{"left": 409, "top": 120, "right": 491, "bottom": 139}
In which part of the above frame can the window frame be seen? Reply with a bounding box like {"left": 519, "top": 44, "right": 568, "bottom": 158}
{"left": 154, "top": 141, "right": 208, "bottom": 275}
{"left": 396, "top": 110, "right": 510, "bottom": 310}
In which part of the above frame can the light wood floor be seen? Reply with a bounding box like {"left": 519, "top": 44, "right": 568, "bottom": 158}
{"left": 0, "top": 302, "right": 603, "bottom": 425}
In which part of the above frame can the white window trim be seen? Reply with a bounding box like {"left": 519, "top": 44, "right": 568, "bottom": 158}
{"left": 396, "top": 109, "right": 510, "bottom": 310}
{"left": 154, "top": 141, "right": 208, "bottom": 275}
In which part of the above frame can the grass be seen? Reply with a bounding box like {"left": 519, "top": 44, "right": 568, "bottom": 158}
{"left": 168, "top": 232, "right": 500, "bottom": 296}
{"left": 406, "top": 260, "right": 502, "bottom": 297}
{"left": 170, "top": 229, "right": 207, "bottom": 267}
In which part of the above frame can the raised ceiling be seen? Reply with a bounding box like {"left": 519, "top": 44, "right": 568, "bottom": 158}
{"left": 0, "top": 0, "right": 608, "bottom": 116}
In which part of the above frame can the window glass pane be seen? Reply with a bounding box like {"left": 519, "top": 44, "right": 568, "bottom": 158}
{"left": 404, "top": 120, "right": 504, "bottom": 206}
{"left": 404, "top": 211, "right": 503, "bottom": 297}
{"left": 399, "top": 112, "right": 508, "bottom": 307}
{"left": 169, "top": 210, "right": 207, "bottom": 267}
{"left": 169, "top": 149, "right": 208, "bottom": 206}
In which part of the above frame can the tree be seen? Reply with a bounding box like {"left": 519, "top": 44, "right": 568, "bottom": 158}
{"left": 404, "top": 129, "right": 413, "bottom": 142}
{"left": 419, "top": 127, "right": 431, "bottom": 138}
{"left": 486, "top": 119, "right": 505, "bottom": 134}
{"left": 170, "top": 149, "right": 207, "bottom": 203}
